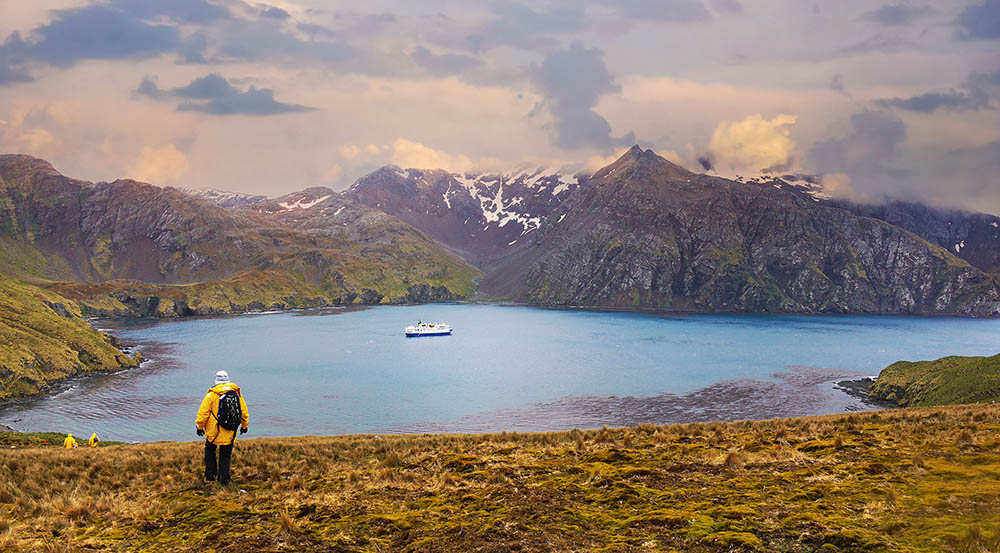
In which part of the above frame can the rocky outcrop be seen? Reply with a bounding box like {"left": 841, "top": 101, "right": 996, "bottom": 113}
{"left": 479, "top": 146, "right": 1000, "bottom": 316}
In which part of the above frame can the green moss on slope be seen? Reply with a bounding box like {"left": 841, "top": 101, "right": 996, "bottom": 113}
{"left": 0, "top": 273, "right": 140, "bottom": 402}
{"left": 870, "top": 354, "right": 1000, "bottom": 407}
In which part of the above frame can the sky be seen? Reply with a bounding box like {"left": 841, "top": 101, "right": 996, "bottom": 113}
{"left": 0, "top": 0, "right": 998, "bottom": 214}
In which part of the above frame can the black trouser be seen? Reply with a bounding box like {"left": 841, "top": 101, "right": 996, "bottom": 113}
{"left": 204, "top": 440, "right": 234, "bottom": 484}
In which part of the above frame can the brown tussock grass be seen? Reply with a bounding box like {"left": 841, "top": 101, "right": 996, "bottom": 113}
{"left": 1, "top": 404, "right": 999, "bottom": 552}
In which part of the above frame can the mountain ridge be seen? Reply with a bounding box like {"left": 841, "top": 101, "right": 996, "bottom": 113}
{"left": 0, "top": 154, "right": 480, "bottom": 317}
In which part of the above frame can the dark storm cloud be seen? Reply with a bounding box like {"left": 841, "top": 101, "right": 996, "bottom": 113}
{"left": 829, "top": 73, "right": 846, "bottom": 93}
{"left": 134, "top": 73, "right": 315, "bottom": 116}
{"left": 260, "top": 6, "right": 291, "bottom": 20}
{"left": 810, "top": 110, "right": 907, "bottom": 175}
{"left": 468, "top": 2, "right": 586, "bottom": 52}
{"left": 835, "top": 34, "right": 918, "bottom": 57}
{"left": 606, "top": 0, "right": 712, "bottom": 22}
{"left": 529, "top": 44, "right": 635, "bottom": 150}
{"left": 113, "top": 0, "right": 231, "bottom": 24}
{"left": 711, "top": 0, "right": 744, "bottom": 13}
{"left": 862, "top": 4, "right": 932, "bottom": 26}
{"left": 0, "top": 5, "right": 180, "bottom": 68}
{"left": 178, "top": 32, "right": 209, "bottom": 64}
{"left": 0, "top": 53, "right": 31, "bottom": 85}
{"left": 173, "top": 74, "right": 236, "bottom": 99}
{"left": 878, "top": 90, "right": 989, "bottom": 113}
{"left": 956, "top": 0, "right": 1000, "bottom": 40}
{"left": 410, "top": 46, "right": 480, "bottom": 76}
{"left": 877, "top": 69, "right": 998, "bottom": 113}
{"left": 217, "top": 19, "right": 357, "bottom": 64}
{"left": 134, "top": 76, "right": 169, "bottom": 99}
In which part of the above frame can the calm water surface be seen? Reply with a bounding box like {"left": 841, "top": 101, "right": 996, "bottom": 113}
{"left": 4, "top": 305, "right": 999, "bottom": 442}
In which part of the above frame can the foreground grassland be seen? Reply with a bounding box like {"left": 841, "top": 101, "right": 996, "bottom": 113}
{"left": 870, "top": 354, "right": 1000, "bottom": 407}
{"left": 2, "top": 405, "right": 999, "bottom": 552}
{"left": 0, "top": 274, "right": 139, "bottom": 402}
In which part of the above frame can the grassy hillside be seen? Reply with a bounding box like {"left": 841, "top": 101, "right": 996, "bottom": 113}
{"left": 0, "top": 273, "right": 140, "bottom": 402}
{"left": 870, "top": 354, "right": 1000, "bottom": 407}
{"left": 2, "top": 405, "right": 998, "bottom": 552}
{"left": 41, "top": 265, "right": 478, "bottom": 319}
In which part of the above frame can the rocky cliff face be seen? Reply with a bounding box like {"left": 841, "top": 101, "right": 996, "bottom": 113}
{"left": 0, "top": 154, "right": 479, "bottom": 313}
{"left": 827, "top": 200, "right": 1000, "bottom": 275}
{"left": 344, "top": 165, "right": 582, "bottom": 268}
{"left": 478, "top": 146, "right": 1000, "bottom": 316}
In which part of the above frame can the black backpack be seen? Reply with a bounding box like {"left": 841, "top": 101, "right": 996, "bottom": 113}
{"left": 215, "top": 390, "right": 242, "bottom": 431}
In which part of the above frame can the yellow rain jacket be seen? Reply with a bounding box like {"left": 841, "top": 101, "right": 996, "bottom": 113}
{"left": 88, "top": 433, "right": 99, "bottom": 447}
{"left": 196, "top": 382, "right": 249, "bottom": 445}
{"left": 63, "top": 434, "right": 78, "bottom": 449}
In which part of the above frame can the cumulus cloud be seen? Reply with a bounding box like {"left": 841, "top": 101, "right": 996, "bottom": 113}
{"left": 135, "top": 74, "right": 316, "bottom": 116}
{"left": 390, "top": 139, "right": 474, "bottom": 172}
{"left": 809, "top": 110, "right": 907, "bottom": 176}
{"left": 862, "top": 4, "right": 933, "bottom": 26}
{"left": 820, "top": 172, "right": 870, "bottom": 203}
{"left": 707, "top": 114, "right": 798, "bottom": 175}
{"left": 338, "top": 143, "right": 387, "bottom": 160}
{"left": 127, "top": 144, "right": 190, "bottom": 185}
{"left": 956, "top": 0, "right": 1000, "bottom": 40}
{"left": 0, "top": 101, "right": 77, "bottom": 157}
{"left": 529, "top": 44, "right": 635, "bottom": 150}
{"left": 410, "top": 46, "right": 480, "bottom": 76}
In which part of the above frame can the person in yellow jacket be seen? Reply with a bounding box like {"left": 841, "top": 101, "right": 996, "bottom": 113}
{"left": 63, "top": 433, "right": 78, "bottom": 449}
{"left": 88, "top": 433, "right": 99, "bottom": 447}
{"left": 195, "top": 370, "right": 249, "bottom": 485}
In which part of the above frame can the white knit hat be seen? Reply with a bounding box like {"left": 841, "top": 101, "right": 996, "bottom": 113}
{"left": 215, "top": 370, "right": 230, "bottom": 384}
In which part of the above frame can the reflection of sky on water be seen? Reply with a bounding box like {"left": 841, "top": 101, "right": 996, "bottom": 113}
{"left": 3, "top": 306, "right": 999, "bottom": 442}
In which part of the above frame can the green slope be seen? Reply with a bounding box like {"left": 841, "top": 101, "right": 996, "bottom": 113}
{"left": 870, "top": 353, "right": 1000, "bottom": 407}
{"left": 0, "top": 273, "right": 140, "bottom": 402}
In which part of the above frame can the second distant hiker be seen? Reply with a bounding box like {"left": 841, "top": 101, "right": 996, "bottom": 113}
{"left": 195, "top": 370, "right": 249, "bottom": 486}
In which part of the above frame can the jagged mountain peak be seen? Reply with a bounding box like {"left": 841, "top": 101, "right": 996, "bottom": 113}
{"left": 594, "top": 145, "right": 694, "bottom": 184}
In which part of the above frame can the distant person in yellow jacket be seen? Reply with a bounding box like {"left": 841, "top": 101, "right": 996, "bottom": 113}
{"left": 63, "top": 433, "right": 78, "bottom": 449}
{"left": 195, "top": 371, "right": 249, "bottom": 485}
{"left": 88, "top": 433, "right": 99, "bottom": 447}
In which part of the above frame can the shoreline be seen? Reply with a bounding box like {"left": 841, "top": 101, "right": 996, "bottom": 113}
{"left": 77, "top": 296, "right": 1000, "bottom": 323}
{"left": 2, "top": 357, "right": 891, "bottom": 442}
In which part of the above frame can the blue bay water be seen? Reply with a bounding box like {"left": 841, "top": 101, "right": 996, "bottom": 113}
{"left": 3, "top": 304, "right": 999, "bottom": 442}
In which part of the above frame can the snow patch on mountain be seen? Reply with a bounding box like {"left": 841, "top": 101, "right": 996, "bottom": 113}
{"left": 279, "top": 195, "right": 330, "bottom": 211}
{"left": 179, "top": 187, "right": 267, "bottom": 208}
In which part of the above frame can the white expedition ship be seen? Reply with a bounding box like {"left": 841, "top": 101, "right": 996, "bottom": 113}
{"left": 404, "top": 321, "right": 453, "bottom": 337}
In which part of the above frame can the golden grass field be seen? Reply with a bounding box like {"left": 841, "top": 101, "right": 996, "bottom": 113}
{"left": 2, "top": 404, "right": 998, "bottom": 552}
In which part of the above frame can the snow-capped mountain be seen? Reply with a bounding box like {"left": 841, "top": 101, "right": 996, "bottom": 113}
{"left": 177, "top": 187, "right": 268, "bottom": 208}
{"left": 345, "top": 165, "right": 586, "bottom": 266}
